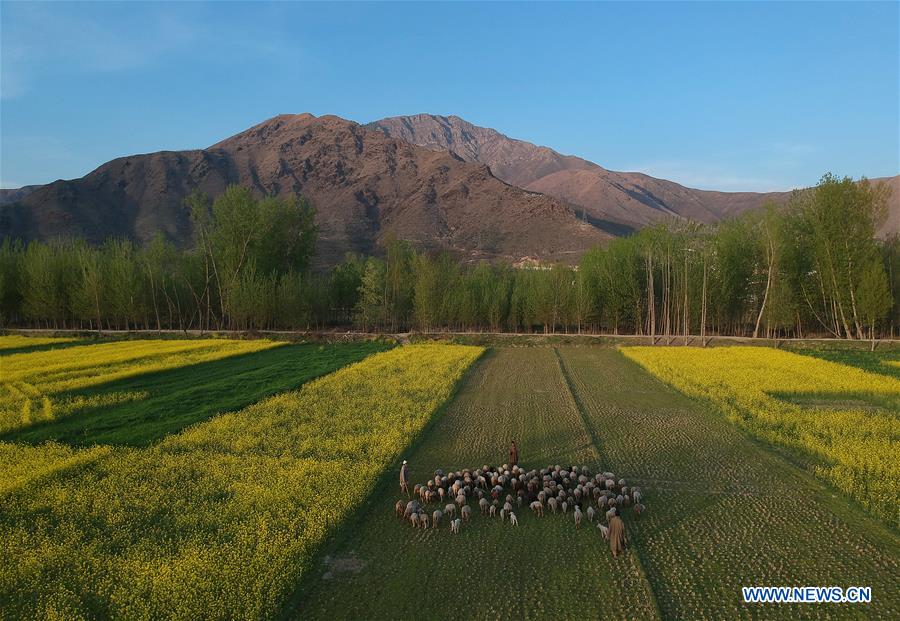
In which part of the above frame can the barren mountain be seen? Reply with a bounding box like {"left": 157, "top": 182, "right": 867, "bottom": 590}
{"left": 0, "top": 185, "right": 40, "bottom": 206}
{"left": 0, "top": 114, "right": 608, "bottom": 265}
{"left": 367, "top": 114, "right": 898, "bottom": 235}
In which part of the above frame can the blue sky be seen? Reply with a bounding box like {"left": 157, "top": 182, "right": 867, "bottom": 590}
{"left": 1, "top": 1, "right": 897, "bottom": 191}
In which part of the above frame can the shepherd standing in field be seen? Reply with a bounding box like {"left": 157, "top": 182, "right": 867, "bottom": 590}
{"left": 509, "top": 441, "right": 519, "bottom": 467}
{"left": 400, "top": 460, "right": 409, "bottom": 497}
{"left": 608, "top": 508, "right": 627, "bottom": 557}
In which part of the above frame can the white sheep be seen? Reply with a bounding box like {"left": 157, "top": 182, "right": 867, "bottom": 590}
{"left": 479, "top": 498, "right": 490, "bottom": 514}
{"left": 597, "top": 523, "right": 609, "bottom": 539}
{"left": 500, "top": 508, "right": 508, "bottom": 522}
{"left": 509, "top": 512, "right": 518, "bottom": 526}
{"left": 530, "top": 501, "right": 544, "bottom": 517}
{"left": 432, "top": 509, "right": 443, "bottom": 529}
{"left": 586, "top": 506, "right": 595, "bottom": 523}
{"left": 444, "top": 503, "right": 456, "bottom": 518}
{"left": 489, "top": 505, "right": 497, "bottom": 518}
{"left": 461, "top": 505, "right": 472, "bottom": 523}
{"left": 503, "top": 501, "right": 513, "bottom": 514}
{"left": 561, "top": 501, "right": 568, "bottom": 515}
{"left": 574, "top": 506, "right": 583, "bottom": 528}
{"left": 450, "top": 518, "right": 461, "bottom": 534}
{"left": 548, "top": 497, "right": 558, "bottom": 514}
{"left": 419, "top": 512, "right": 429, "bottom": 529}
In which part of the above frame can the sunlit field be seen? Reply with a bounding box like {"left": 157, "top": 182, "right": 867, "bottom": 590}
{"left": 0, "top": 342, "right": 481, "bottom": 619}
{"left": 1, "top": 338, "right": 897, "bottom": 619}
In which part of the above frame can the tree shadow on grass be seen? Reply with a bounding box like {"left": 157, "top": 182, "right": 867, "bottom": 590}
{"left": 769, "top": 390, "right": 899, "bottom": 413}
{"left": 0, "top": 339, "right": 107, "bottom": 357}
{"left": 3, "top": 341, "right": 390, "bottom": 448}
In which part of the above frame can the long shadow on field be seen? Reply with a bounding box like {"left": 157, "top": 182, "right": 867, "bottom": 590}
{"left": 770, "top": 390, "right": 900, "bottom": 413}
{"left": 278, "top": 348, "right": 491, "bottom": 621}
{"left": 0, "top": 338, "right": 103, "bottom": 356}
{"left": 3, "top": 342, "right": 389, "bottom": 447}
{"left": 792, "top": 347, "right": 900, "bottom": 380}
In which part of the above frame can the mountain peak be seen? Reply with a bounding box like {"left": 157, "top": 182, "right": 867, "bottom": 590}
{"left": 367, "top": 114, "right": 811, "bottom": 232}
{"left": 4, "top": 112, "right": 609, "bottom": 266}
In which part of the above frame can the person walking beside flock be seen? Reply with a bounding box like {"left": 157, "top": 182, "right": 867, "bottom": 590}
{"left": 400, "top": 460, "right": 410, "bottom": 497}
{"left": 509, "top": 441, "right": 519, "bottom": 467}
{"left": 608, "top": 507, "right": 627, "bottom": 557}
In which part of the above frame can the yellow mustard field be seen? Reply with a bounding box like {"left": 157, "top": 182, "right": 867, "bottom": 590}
{"left": 0, "top": 344, "right": 482, "bottom": 620}
{"left": 621, "top": 346, "right": 900, "bottom": 524}
{"left": 0, "top": 339, "right": 282, "bottom": 435}
{"left": 0, "top": 335, "right": 79, "bottom": 350}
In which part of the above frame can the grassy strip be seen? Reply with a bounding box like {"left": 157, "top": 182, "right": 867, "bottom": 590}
{"left": 553, "top": 347, "right": 663, "bottom": 619}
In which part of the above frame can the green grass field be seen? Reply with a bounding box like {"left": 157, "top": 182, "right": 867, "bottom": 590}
{"left": 1, "top": 337, "right": 897, "bottom": 619}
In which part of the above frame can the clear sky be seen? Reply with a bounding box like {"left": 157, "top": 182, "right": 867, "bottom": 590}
{"left": 1, "top": 1, "right": 898, "bottom": 191}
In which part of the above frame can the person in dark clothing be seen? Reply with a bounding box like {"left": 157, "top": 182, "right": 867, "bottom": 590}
{"left": 400, "top": 460, "right": 409, "bottom": 496}
{"left": 509, "top": 441, "right": 519, "bottom": 466}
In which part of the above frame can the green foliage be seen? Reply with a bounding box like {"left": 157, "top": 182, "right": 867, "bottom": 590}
{"left": 1, "top": 175, "right": 896, "bottom": 338}
{"left": 856, "top": 258, "right": 892, "bottom": 336}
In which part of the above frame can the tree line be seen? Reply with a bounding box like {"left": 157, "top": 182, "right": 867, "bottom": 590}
{"left": 0, "top": 174, "right": 896, "bottom": 340}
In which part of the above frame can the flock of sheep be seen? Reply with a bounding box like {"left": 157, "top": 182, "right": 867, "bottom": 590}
{"left": 396, "top": 463, "right": 645, "bottom": 537}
